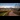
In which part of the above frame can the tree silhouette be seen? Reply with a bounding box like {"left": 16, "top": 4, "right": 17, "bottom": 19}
{"left": 15, "top": 3, "right": 20, "bottom": 8}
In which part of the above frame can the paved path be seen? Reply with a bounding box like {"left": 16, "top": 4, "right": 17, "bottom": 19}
{"left": 8, "top": 11, "right": 18, "bottom": 16}
{"left": 4, "top": 10, "right": 19, "bottom": 16}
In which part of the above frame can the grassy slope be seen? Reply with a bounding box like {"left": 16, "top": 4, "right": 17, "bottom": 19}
{"left": 0, "top": 12, "right": 8, "bottom": 16}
